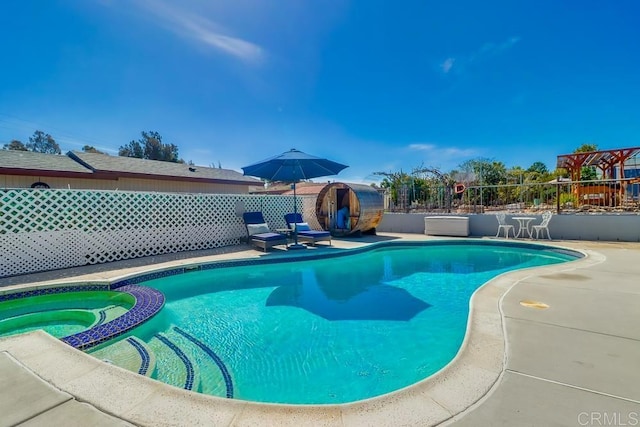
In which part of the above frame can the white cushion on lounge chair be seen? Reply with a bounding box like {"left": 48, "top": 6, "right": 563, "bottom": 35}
{"left": 294, "top": 222, "right": 311, "bottom": 231}
{"left": 247, "top": 223, "right": 270, "bottom": 235}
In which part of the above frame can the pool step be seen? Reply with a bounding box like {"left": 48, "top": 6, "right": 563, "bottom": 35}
{"left": 168, "top": 327, "right": 234, "bottom": 398}
{"left": 147, "top": 332, "right": 201, "bottom": 392}
{"left": 90, "top": 336, "right": 156, "bottom": 377}
{"left": 144, "top": 327, "right": 233, "bottom": 397}
{"left": 89, "top": 328, "right": 234, "bottom": 398}
{"left": 94, "top": 305, "right": 130, "bottom": 327}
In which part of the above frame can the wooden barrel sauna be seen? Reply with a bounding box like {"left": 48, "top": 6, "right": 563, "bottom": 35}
{"left": 315, "top": 182, "right": 384, "bottom": 235}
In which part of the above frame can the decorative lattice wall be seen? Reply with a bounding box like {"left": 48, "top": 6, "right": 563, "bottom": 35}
{"left": 0, "top": 189, "right": 318, "bottom": 278}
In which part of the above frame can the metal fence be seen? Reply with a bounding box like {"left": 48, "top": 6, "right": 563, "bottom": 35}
{"left": 385, "top": 179, "right": 640, "bottom": 215}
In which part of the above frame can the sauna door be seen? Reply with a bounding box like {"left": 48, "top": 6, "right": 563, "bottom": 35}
{"left": 336, "top": 188, "right": 349, "bottom": 210}
{"left": 336, "top": 188, "right": 351, "bottom": 230}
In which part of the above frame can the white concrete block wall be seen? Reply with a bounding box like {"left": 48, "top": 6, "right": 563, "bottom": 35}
{"left": 378, "top": 212, "right": 640, "bottom": 242}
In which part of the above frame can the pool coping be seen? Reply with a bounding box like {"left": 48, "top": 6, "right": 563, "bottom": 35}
{"left": 0, "top": 236, "right": 604, "bottom": 426}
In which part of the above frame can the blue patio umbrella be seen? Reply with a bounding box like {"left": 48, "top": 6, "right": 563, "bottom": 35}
{"left": 242, "top": 148, "right": 348, "bottom": 249}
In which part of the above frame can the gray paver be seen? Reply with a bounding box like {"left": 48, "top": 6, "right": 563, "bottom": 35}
{"left": 502, "top": 279, "right": 640, "bottom": 340}
{"left": 448, "top": 371, "right": 640, "bottom": 427}
{"left": 505, "top": 318, "right": 640, "bottom": 402}
{"left": 0, "top": 352, "right": 72, "bottom": 427}
{"left": 529, "top": 268, "right": 640, "bottom": 295}
{"left": 18, "top": 400, "right": 134, "bottom": 427}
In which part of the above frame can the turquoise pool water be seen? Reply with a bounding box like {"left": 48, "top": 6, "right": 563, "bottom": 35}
{"left": 93, "top": 242, "right": 578, "bottom": 404}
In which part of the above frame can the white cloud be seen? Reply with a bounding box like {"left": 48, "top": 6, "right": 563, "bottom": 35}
{"left": 441, "top": 58, "right": 455, "bottom": 74}
{"left": 472, "top": 36, "right": 520, "bottom": 63}
{"left": 133, "top": 1, "right": 264, "bottom": 64}
{"left": 409, "top": 143, "right": 437, "bottom": 151}
{"left": 408, "top": 143, "right": 478, "bottom": 159}
{"left": 440, "top": 36, "right": 520, "bottom": 75}
{"left": 442, "top": 147, "right": 477, "bottom": 156}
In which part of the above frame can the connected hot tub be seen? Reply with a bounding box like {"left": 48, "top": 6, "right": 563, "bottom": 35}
{"left": 0, "top": 284, "right": 165, "bottom": 349}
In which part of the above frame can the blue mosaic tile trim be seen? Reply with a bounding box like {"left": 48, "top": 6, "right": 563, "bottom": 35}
{"left": 96, "top": 310, "right": 108, "bottom": 326}
{"left": 548, "top": 247, "right": 585, "bottom": 258}
{"left": 0, "top": 284, "right": 109, "bottom": 303}
{"left": 126, "top": 337, "right": 151, "bottom": 376}
{"left": 96, "top": 240, "right": 581, "bottom": 321}
{"left": 111, "top": 268, "right": 185, "bottom": 289}
{"left": 154, "top": 333, "right": 195, "bottom": 391}
{"left": 174, "top": 326, "right": 234, "bottom": 398}
{"left": 62, "top": 285, "right": 165, "bottom": 351}
{"left": 108, "top": 240, "right": 580, "bottom": 291}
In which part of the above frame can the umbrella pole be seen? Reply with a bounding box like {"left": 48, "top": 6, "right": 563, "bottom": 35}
{"left": 289, "top": 180, "right": 306, "bottom": 249}
{"left": 293, "top": 181, "right": 298, "bottom": 245}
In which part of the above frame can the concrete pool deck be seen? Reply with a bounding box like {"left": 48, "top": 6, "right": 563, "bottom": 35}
{"left": 1, "top": 234, "right": 639, "bottom": 426}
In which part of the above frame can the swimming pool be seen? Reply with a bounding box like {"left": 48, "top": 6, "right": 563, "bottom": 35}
{"left": 89, "top": 241, "right": 579, "bottom": 404}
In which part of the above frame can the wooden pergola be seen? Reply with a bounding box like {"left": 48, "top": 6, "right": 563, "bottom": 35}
{"left": 556, "top": 146, "right": 640, "bottom": 206}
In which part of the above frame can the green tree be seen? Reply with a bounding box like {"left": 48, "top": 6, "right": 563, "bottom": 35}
{"left": 552, "top": 167, "right": 569, "bottom": 179}
{"left": 376, "top": 170, "right": 412, "bottom": 208}
{"left": 503, "top": 166, "right": 525, "bottom": 203}
{"left": 457, "top": 158, "right": 507, "bottom": 186}
{"left": 2, "top": 139, "right": 28, "bottom": 151}
{"left": 376, "top": 165, "right": 456, "bottom": 211}
{"left": 580, "top": 166, "right": 598, "bottom": 181}
{"left": 119, "top": 139, "right": 143, "bottom": 158}
{"left": 376, "top": 169, "right": 435, "bottom": 210}
{"left": 574, "top": 143, "right": 598, "bottom": 153}
{"left": 119, "top": 131, "right": 181, "bottom": 162}
{"left": 574, "top": 143, "right": 599, "bottom": 180}
{"left": 27, "top": 130, "right": 61, "bottom": 154}
{"left": 527, "top": 161, "right": 549, "bottom": 175}
{"left": 82, "top": 145, "right": 106, "bottom": 154}
{"left": 456, "top": 158, "right": 507, "bottom": 207}
{"left": 412, "top": 165, "right": 456, "bottom": 211}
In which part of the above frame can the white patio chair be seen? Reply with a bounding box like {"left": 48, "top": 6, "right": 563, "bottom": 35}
{"left": 495, "top": 213, "right": 514, "bottom": 238}
{"left": 532, "top": 211, "right": 553, "bottom": 240}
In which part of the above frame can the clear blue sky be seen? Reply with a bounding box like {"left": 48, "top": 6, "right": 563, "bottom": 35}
{"left": 1, "top": 1, "right": 639, "bottom": 183}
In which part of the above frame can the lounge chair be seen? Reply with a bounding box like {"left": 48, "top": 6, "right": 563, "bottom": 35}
{"left": 242, "top": 212, "right": 288, "bottom": 252}
{"left": 284, "top": 213, "right": 332, "bottom": 246}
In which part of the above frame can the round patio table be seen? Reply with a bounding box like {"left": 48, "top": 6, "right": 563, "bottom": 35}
{"left": 512, "top": 217, "right": 535, "bottom": 238}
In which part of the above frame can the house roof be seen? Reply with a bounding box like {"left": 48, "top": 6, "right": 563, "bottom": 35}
{"left": 68, "top": 151, "right": 259, "bottom": 184}
{"left": 251, "top": 182, "right": 328, "bottom": 195}
{"left": 0, "top": 149, "right": 261, "bottom": 185}
{"left": 281, "top": 183, "right": 328, "bottom": 195}
{"left": 0, "top": 149, "right": 93, "bottom": 175}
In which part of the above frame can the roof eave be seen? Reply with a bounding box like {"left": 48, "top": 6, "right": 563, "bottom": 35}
{"left": 103, "top": 170, "right": 257, "bottom": 185}
{"left": 0, "top": 168, "right": 102, "bottom": 179}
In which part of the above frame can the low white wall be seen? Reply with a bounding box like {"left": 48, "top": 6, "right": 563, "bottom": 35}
{"left": 379, "top": 212, "right": 640, "bottom": 242}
